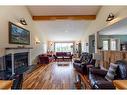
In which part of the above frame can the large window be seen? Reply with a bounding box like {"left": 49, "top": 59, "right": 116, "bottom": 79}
{"left": 55, "top": 42, "right": 74, "bottom": 53}
{"left": 102, "top": 39, "right": 119, "bottom": 51}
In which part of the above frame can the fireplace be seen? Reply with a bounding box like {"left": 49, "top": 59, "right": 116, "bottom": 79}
{"left": 14, "top": 52, "right": 28, "bottom": 73}
{"left": 5, "top": 52, "right": 29, "bottom": 75}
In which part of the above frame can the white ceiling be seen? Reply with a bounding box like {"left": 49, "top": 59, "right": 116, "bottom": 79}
{"left": 99, "top": 18, "right": 127, "bottom": 35}
{"left": 27, "top": 6, "right": 101, "bottom": 16}
{"left": 27, "top": 6, "right": 101, "bottom": 41}
{"left": 34, "top": 20, "right": 91, "bottom": 41}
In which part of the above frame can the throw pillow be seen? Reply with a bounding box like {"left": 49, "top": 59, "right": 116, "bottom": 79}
{"left": 105, "top": 63, "right": 118, "bottom": 82}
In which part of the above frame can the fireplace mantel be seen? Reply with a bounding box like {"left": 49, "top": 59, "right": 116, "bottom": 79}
{"left": 5, "top": 47, "right": 32, "bottom": 55}
{"left": 5, "top": 47, "right": 33, "bottom": 50}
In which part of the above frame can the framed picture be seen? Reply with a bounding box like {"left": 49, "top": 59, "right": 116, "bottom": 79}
{"left": 9, "top": 22, "right": 30, "bottom": 45}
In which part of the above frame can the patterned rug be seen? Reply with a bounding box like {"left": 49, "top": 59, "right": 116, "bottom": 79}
{"left": 57, "top": 62, "right": 70, "bottom": 66}
{"left": 55, "top": 59, "right": 72, "bottom": 62}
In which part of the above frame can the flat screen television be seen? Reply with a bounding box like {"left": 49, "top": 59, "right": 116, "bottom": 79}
{"left": 9, "top": 22, "right": 30, "bottom": 45}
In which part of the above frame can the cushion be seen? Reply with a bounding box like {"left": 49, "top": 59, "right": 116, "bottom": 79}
{"left": 66, "top": 52, "right": 71, "bottom": 56}
{"left": 90, "top": 68, "right": 107, "bottom": 77}
{"left": 105, "top": 63, "right": 118, "bottom": 82}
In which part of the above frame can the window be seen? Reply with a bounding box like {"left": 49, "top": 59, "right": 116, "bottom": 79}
{"left": 110, "top": 39, "right": 117, "bottom": 50}
{"left": 110, "top": 39, "right": 116, "bottom": 50}
{"left": 103, "top": 40, "right": 109, "bottom": 50}
{"left": 55, "top": 42, "right": 74, "bottom": 53}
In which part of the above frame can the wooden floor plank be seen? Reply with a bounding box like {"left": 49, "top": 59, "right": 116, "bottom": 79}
{"left": 22, "top": 61, "right": 90, "bottom": 89}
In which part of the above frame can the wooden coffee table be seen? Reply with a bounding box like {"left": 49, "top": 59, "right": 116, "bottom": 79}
{"left": 113, "top": 80, "right": 127, "bottom": 89}
{"left": 0, "top": 80, "right": 13, "bottom": 89}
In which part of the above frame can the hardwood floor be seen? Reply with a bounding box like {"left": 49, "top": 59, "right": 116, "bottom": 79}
{"left": 22, "top": 61, "right": 90, "bottom": 89}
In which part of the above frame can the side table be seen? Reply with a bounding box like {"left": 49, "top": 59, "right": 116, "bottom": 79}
{"left": 0, "top": 80, "right": 13, "bottom": 89}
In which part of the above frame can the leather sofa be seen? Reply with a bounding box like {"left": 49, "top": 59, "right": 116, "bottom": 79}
{"left": 73, "top": 52, "right": 95, "bottom": 74}
{"left": 55, "top": 52, "right": 72, "bottom": 60}
{"left": 38, "top": 54, "right": 53, "bottom": 64}
{"left": 89, "top": 60, "right": 127, "bottom": 89}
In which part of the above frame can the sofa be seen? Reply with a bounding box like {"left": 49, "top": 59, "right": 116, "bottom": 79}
{"left": 55, "top": 52, "right": 72, "bottom": 60}
{"left": 38, "top": 54, "right": 54, "bottom": 64}
{"left": 73, "top": 52, "right": 96, "bottom": 74}
{"left": 89, "top": 60, "right": 127, "bottom": 89}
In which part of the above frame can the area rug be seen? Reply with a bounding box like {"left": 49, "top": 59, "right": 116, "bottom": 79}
{"left": 55, "top": 59, "right": 72, "bottom": 62}
{"left": 57, "top": 62, "right": 70, "bottom": 66}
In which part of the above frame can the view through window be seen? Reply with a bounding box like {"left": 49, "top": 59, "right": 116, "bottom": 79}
{"left": 103, "top": 40, "right": 109, "bottom": 50}
{"left": 55, "top": 42, "right": 74, "bottom": 53}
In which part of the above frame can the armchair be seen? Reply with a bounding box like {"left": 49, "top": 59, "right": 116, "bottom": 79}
{"left": 38, "top": 54, "right": 53, "bottom": 64}
{"left": 73, "top": 52, "right": 96, "bottom": 74}
{"left": 74, "top": 52, "right": 86, "bottom": 63}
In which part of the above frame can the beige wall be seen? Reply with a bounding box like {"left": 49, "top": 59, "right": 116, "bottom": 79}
{"left": 0, "top": 6, "right": 46, "bottom": 64}
{"left": 82, "top": 6, "right": 127, "bottom": 52}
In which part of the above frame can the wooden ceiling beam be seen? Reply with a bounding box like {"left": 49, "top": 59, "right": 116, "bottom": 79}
{"left": 32, "top": 15, "right": 96, "bottom": 20}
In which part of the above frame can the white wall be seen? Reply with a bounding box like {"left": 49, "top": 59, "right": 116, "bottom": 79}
{"left": 82, "top": 6, "right": 127, "bottom": 52}
{"left": 0, "top": 6, "right": 46, "bottom": 64}
{"left": 99, "top": 18, "right": 127, "bottom": 35}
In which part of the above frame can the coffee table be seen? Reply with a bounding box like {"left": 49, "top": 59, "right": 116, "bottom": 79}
{"left": 113, "top": 80, "right": 127, "bottom": 89}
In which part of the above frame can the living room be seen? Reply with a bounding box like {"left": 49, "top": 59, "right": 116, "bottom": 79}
{"left": 0, "top": 1, "right": 127, "bottom": 95}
